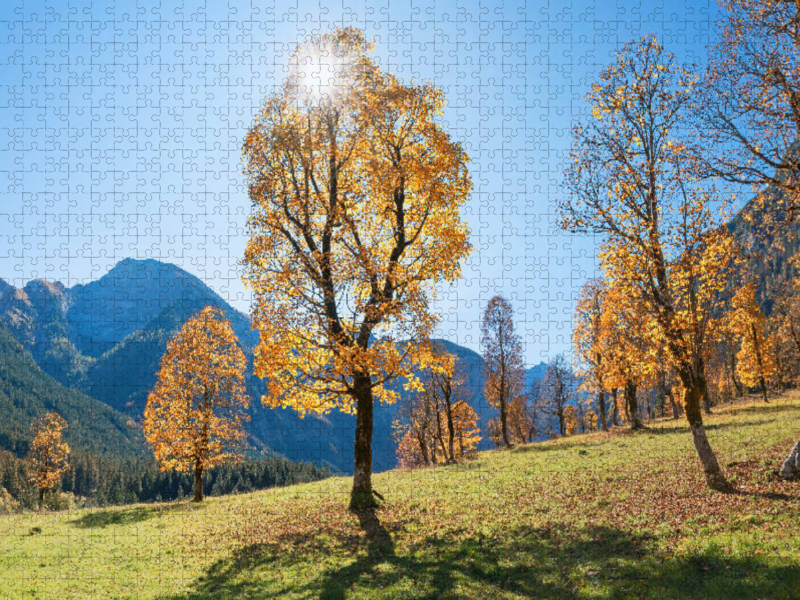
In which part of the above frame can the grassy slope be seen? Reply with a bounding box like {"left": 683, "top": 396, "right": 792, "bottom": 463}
{"left": 2, "top": 395, "right": 800, "bottom": 600}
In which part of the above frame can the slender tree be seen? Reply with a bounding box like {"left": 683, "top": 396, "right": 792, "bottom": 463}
{"left": 599, "top": 277, "right": 659, "bottom": 430}
{"left": 143, "top": 306, "right": 250, "bottom": 502}
{"left": 573, "top": 278, "right": 609, "bottom": 431}
{"left": 241, "top": 28, "right": 472, "bottom": 510}
{"left": 426, "top": 348, "right": 480, "bottom": 463}
{"left": 730, "top": 282, "right": 776, "bottom": 402}
{"left": 27, "top": 412, "right": 70, "bottom": 510}
{"left": 560, "top": 35, "right": 737, "bottom": 489}
{"left": 540, "top": 355, "right": 575, "bottom": 436}
{"left": 481, "top": 296, "right": 526, "bottom": 448}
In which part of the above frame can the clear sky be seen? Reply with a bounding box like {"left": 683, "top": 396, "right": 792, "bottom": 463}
{"left": 0, "top": 0, "right": 718, "bottom": 365}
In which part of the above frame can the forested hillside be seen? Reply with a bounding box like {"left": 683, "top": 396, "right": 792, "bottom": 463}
{"left": 0, "top": 322, "right": 144, "bottom": 458}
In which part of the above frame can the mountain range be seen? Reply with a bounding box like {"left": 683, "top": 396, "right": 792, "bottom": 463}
{"left": 0, "top": 259, "right": 547, "bottom": 473}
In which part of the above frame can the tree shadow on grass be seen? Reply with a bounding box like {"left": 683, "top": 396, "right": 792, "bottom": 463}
{"left": 154, "top": 513, "right": 800, "bottom": 600}
{"left": 69, "top": 501, "right": 204, "bottom": 529}
{"left": 511, "top": 438, "right": 612, "bottom": 454}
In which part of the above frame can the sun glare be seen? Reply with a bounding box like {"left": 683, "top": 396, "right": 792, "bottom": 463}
{"left": 289, "top": 44, "right": 351, "bottom": 109}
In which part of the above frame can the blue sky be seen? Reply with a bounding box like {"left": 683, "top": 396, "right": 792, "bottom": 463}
{"left": 0, "top": 0, "right": 718, "bottom": 364}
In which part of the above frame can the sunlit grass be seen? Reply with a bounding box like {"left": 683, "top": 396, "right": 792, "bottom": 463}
{"left": 2, "top": 393, "right": 799, "bottom": 599}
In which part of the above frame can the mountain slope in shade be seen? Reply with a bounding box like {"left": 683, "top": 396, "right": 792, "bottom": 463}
{"left": 729, "top": 187, "right": 800, "bottom": 313}
{"left": 0, "top": 259, "right": 549, "bottom": 473}
{"left": 0, "top": 322, "right": 145, "bottom": 458}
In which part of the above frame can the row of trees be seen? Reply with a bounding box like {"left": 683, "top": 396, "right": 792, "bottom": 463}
{"left": 559, "top": 0, "right": 800, "bottom": 487}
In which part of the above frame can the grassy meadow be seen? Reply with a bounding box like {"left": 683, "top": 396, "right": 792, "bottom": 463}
{"left": 2, "top": 394, "right": 800, "bottom": 599}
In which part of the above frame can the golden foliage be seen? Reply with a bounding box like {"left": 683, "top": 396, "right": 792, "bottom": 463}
{"left": 730, "top": 283, "right": 777, "bottom": 390}
{"left": 27, "top": 412, "right": 70, "bottom": 499}
{"left": 241, "top": 27, "right": 472, "bottom": 418}
{"left": 143, "top": 306, "right": 250, "bottom": 477}
{"left": 393, "top": 350, "right": 480, "bottom": 468}
{"left": 573, "top": 278, "right": 607, "bottom": 394}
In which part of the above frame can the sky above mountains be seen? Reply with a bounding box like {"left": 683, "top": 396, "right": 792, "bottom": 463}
{"left": 0, "top": 0, "right": 720, "bottom": 363}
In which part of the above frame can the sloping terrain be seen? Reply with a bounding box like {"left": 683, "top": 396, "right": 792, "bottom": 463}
{"left": 1, "top": 394, "right": 798, "bottom": 599}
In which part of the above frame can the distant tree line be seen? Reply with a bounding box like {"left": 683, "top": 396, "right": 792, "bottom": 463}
{"left": 0, "top": 449, "right": 330, "bottom": 512}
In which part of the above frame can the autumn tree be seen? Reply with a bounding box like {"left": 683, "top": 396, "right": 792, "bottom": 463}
{"left": 27, "top": 412, "right": 70, "bottom": 510}
{"left": 560, "top": 35, "right": 737, "bottom": 489}
{"left": 507, "top": 391, "right": 538, "bottom": 444}
{"left": 393, "top": 349, "right": 480, "bottom": 467}
{"left": 426, "top": 349, "right": 482, "bottom": 463}
{"left": 573, "top": 278, "right": 609, "bottom": 431}
{"left": 241, "top": 28, "right": 472, "bottom": 510}
{"left": 393, "top": 385, "right": 437, "bottom": 468}
{"left": 707, "top": 316, "right": 745, "bottom": 403}
{"left": 143, "top": 306, "right": 250, "bottom": 502}
{"left": 481, "top": 296, "right": 527, "bottom": 448}
{"left": 699, "top": 0, "right": 800, "bottom": 220}
{"left": 730, "top": 283, "right": 776, "bottom": 403}
{"left": 599, "top": 277, "right": 659, "bottom": 430}
{"left": 540, "top": 354, "right": 575, "bottom": 436}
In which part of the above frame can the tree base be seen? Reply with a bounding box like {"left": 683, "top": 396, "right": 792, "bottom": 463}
{"left": 349, "top": 489, "right": 383, "bottom": 511}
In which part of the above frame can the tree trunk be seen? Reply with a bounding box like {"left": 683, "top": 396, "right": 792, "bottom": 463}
{"left": 500, "top": 398, "right": 512, "bottom": 448}
{"left": 598, "top": 390, "right": 608, "bottom": 431}
{"left": 728, "top": 350, "right": 743, "bottom": 397}
{"left": 38, "top": 487, "right": 45, "bottom": 511}
{"left": 780, "top": 439, "right": 800, "bottom": 480}
{"left": 759, "top": 375, "right": 769, "bottom": 403}
{"left": 702, "top": 387, "right": 713, "bottom": 415}
{"left": 193, "top": 460, "right": 204, "bottom": 502}
{"left": 416, "top": 430, "right": 430, "bottom": 465}
{"left": 611, "top": 388, "right": 619, "bottom": 427}
{"left": 445, "top": 399, "right": 456, "bottom": 463}
{"left": 751, "top": 323, "right": 769, "bottom": 403}
{"left": 679, "top": 367, "right": 727, "bottom": 490}
{"left": 625, "top": 380, "right": 642, "bottom": 430}
{"left": 667, "top": 386, "right": 681, "bottom": 420}
{"left": 350, "top": 374, "right": 378, "bottom": 510}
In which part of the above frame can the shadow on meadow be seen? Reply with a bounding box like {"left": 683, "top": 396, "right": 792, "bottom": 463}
{"left": 69, "top": 501, "right": 204, "bottom": 529}
{"left": 154, "top": 509, "right": 800, "bottom": 600}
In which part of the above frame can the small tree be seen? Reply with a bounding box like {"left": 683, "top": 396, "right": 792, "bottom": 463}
{"left": 27, "top": 412, "right": 70, "bottom": 510}
{"left": 481, "top": 295, "right": 526, "bottom": 448}
{"left": 425, "top": 349, "right": 481, "bottom": 463}
{"left": 573, "top": 278, "right": 609, "bottom": 431}
{"left": 730, "top": 283, "right": 776, "bottom": 403}
{"left": 599, "top": 277, "right": 659, "bottom": 430}
{"left": 393, "top": 351, "right": 480, "bottom": 468}
{"left": 540, "top": 355, "right": 575, "bottom": 436}
{"left": 143, "top": 306, "right": 250, "bottom": 502}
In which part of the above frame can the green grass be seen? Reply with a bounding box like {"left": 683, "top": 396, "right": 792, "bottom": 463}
{"left": 2, "top": 395, "right": 800, "bottom": 599}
